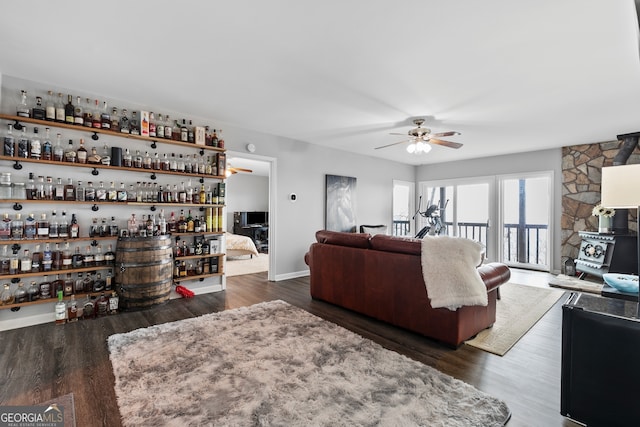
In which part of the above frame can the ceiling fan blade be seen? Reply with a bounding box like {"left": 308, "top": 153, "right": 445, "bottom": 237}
{"left": 229, "top": 167, "right": 253, "bottom": 173}
{"left": 375, "top": 140, "right": 410, "bottom": 150}
{"left": 430, "top": 131, "right": 461, "bottom": 138}
{"left": 429, "top": 138, "right": 463, "bottom": 149}
{"left": 389, "top": 132, "right": 408, "bottom": 136}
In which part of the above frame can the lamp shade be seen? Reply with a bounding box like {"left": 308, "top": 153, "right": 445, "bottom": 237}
{"left": 601, "top": 164, "right": 640, "bottom": 209}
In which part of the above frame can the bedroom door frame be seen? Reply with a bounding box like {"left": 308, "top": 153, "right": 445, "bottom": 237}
{"left": 225, "top": 151, "right": 277, "bottom": 282}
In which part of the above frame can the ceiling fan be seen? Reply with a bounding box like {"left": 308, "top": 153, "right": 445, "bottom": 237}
{"left": 375, "top": 118, "right": 462, "bottom": 154}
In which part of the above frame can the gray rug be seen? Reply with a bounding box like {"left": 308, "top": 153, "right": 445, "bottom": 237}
{"left": 108, "top": 300, "right": 511, "bottom": 426}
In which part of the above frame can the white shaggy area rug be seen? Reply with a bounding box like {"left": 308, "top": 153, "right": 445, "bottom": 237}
{"left": 108, "top": 300, "right": 511, "bottom": 426}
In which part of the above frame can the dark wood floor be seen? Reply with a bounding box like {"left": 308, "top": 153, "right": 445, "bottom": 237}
{"left": 0, "top": 270, "right": 578, "bottom": 427}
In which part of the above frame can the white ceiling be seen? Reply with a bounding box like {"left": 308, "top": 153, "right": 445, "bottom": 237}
{"left": 1, "top": 1, "right": 640, "bottom": 167}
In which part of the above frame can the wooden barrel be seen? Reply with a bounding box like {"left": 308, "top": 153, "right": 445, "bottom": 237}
{"left": 115, "top": 235, "right": 173, "bottom": 310}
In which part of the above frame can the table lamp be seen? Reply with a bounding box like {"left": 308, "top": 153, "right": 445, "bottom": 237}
{"left": 601, "top": 164, "right": 640, "bottom": 311}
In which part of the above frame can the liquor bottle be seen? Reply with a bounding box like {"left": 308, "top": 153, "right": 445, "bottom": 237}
{"left": 67, "top": 295, "right": 78, "bottom": 322}
{"left": 45, "top": 176, "right": 54, "bottom": 200}
{"left": 74, "top": 272, "right": 84, "bottom": 293}
{"left": 63, "top": 179, "right": 75, "bottom": 201}
{"left": 37, "top": 213, "right": 49, "bottom": 239}
{"left": 53, "top": 133, "right": 64, "bottom": 161}
{"left": 63, "top": 273, "right": 73, "bottom": 295}
{"left": 64, "top": 139, "right": 77, "bottom": 162}
{"left": 29, "top": 127, "right": 41, "bottom": 159}
{"left": 54, "top": 178, "right": 65, "bottom": 201}
{"left": 92, "top": 99, "right": 102, "bottom": 128}
{"left": 83, "top": 246, "right": 94, "bottom": 267}
{"left": 83, "top": 271, "right": 94, "bottom": 293}
{"left": 93, "top": 273, "right": 105, "bottom": 292}
{"left": 105, "top": 270, "right": 113, "bottom": 291}
{"left": 74, "top": 96, "right": 84, "bottom": 126}
{"left": 70, "top": 213, "right": 80, "bottom": 238}
{"left": 143, "top": 151, "right": 152, "bottom": 169}
{"left": 42, "top": 127, "right": 52, "bottom": 160}
{"left": 184, "top": 154, "right": 192, "bottom": 174}
{"left": 86, "top": 146, "right": 100, "bottom": 164}
{"left": 51, "top": 244, "right": 62, "bottom": 270}
{"left": 65, "top": 95, "right": 75, "bottom": 124}
{"left": 94, "top": 245, "right": 105, "bottom": 266}
{"left": 178, "top": 182, "right": 187, "bottom": 203}
{"left": 62, "top": 242, "right": 72, "bottom": 270}
{"left": 71, "top": 246, "right": 83, "bottom": 269}
{"left": 3, "top": 123, "right": 15, "bottom": 157}
{"left": 25, "top": 173, "right": 35, "bottom": 200}
{"left": 218, "top": 129, "right": 225, "bottom": 148}
{"left": 0, "top": 213, "right": 11, "bottom": 240}
{"left": 164, "top": 115, "right": 173, "bottom": 139}
{"left": 17, "top": 90, "right": 30, "bottom": 118}
{"left": 156, "top": 113, "right": 165, "bottom": 138}
{"left": 193, "top": 215, "right": 201, "bottom": 233}
{"left": 119, "top": 109, "right": 130, "bottom": 133}
{"left": 88, "top": 218, "right": 98, "bottom": 237}
{"left": 24, "top": 213, "right": 37, "bottom": 239}
{"left": 133, "top": 150, "right": 142, "bottom": 168}
{"left": 0, "top": 246, "right": 10, "bottom": 275}
{"left": 107, "top": 181, "right": 117, "bottom": 202}
{"left": 123, "top": 148, "right": 132, "bottom": 167}
{"left": 1, "top": 283, "right": 14, "bottom": 305}
{"left": 11, "top": 213, "right": 23, "bottom": 240}
{"left": 96, "top": 181, "right": 107, "bottom": 201}
{"left": 38, "top": 275, "right": 51, "bottom": 299}
{"left": 168, "top": 211, "right": 177, "bottom": 233}
{"left": 84, "top": 181, "right": 95, "bottom": 202}
{"left": 130, "top": 111, "right": 140, "bottom": 135}
{"left": 211, "top": 129, "right": 219, "bottom": 147}
{"left": 149, "top": 112, "right": 156, "bottom": 137}
{"left": 188, "top": 120, "right": 195, "bottom": 143}
{"left": 117, "top": 183, "right": 127, "bottom": 203}
{"left": 30, "top": 244, "right": 42, "bottom": 273}
{"left": 55, "top": 291, "right": 66, "bottom": 324}
{"left": 177, "top": 210, "right": 187, "bottom": 233}
{"left": 51, "top": 274, "right": 64, "bottom": 297}
{"left": 99, "top": 218, "right": 108, "bottom": 237}
{"left": 110, "top": 107, "right": 119, "bottom": 131}
{"left": 127, "top": 213, "right": 137, "bottom": 236}
{"left": 19, "top": 249, "right": 32, "bottom": 273}
{"left": 96, "top": 292, "right": 108, "bottom": 316}
{"left": 27, "top": 280, "right": 40, "bottom": 301}
{"left": 32, "top": 96, "right": 46, "bottom": 120}
{"left": 83, "top": 295, "right": 95, "bottom": 319}
{"left": 55, "top": 93, "right": 65, "bottom": 122}
{"left": 101, "top": 144, "right": 111, "bottom": 165}
{"left": 9, "top": 248, "right": 19, "bottom": 275}
{"left": 186, "top": 210, "right": 194, "bottom": 232}
{"left": 76, "top": 138, "right": 88, "bottom": 164}
{"left": 101, "top": 101, "right": 111, "bottom": 129}
{"left": 42, "top": 244, "right": 52, "bottom": 272}
{"left": 177, "top": 154, "right": 185, "bottom": 172}
{"left": 57, "top": 211, "right": 69, "bottom": 239}
{"left": 104, "top": 244, "right": 115, "bottom": 265}
{"left": 13, "top": 281, "right": 28, "bottom": 304}
{"left": 17, "top": 127, "right": 30, "bottom": 158}
{"left": 45, "top": 90, "right": 56, "bottom": 121}
{"left": 180, "top": 119, "right": 188, "bottom": 142}
{"left": 85, "top": 98, "right": 95, "bottom": 127}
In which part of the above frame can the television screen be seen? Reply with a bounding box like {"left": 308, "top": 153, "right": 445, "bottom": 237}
{"left": 246, "top": 211, "right": 268, "bottom": 225}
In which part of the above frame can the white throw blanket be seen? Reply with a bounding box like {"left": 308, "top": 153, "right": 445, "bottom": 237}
{"left": 421, "top": 236, "right": 487, "bottom": 311}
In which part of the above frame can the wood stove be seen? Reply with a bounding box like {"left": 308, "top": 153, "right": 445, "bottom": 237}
{"left": 575, "top": 231, "right": 637, "bottom": 278}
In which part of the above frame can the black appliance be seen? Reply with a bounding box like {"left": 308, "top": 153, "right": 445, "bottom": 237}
{"left": 574, "top": 231, "right": 637, "bottom": 278}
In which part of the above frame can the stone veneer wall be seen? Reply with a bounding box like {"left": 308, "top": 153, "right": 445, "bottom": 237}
{"left": 561, "top": 141, "right": 639, "bottom": 265}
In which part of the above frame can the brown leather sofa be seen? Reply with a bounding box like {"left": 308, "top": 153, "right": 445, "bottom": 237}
{"left": 304, "top": 230, "right": 511, "bottom": 347}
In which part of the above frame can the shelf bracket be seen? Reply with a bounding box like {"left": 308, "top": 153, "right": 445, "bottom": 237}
{"left": 11, "top": 277, "right": 20, "bottom": 284}
{"left": 149, "top": 205, "right": 156, "bottom": 212}
{"left": 199, "top": 177, "right": 204, "bottom": 184}
{"left": 11, "top": 243, "right": 21, "bottom": 253}
{"left": 199, "top": 149, "right": 205, "bottom": 156}
{"left": 150, "top": 141, "right": 157, "bottom": 149}
{"left": 198, "top": 207, "right": 204, "bottom": 212}
{"left": 199, "top": 277, "right": 204, "bottom": 282}
{"left": 91, "top": 204, "right": 99, "bottom": 212}
{"left": 10, "top": 306, "right": 21, "bottom": 312}
{"left": 12, "top": 120, "right": 23, "bottom": 131}
{"left": 13, "top": 160, "right": 22, "bottom": 170}
{"left": 91, "top": 240, "right": 98, "bottom": 247}
{"left": 91, "top": 132, "right": 99, "bottom": 141}
{"left": 12, "top": 202, "right": 22, "bottom": 211}
{"left": 91, "top": 168, "right": 99, "bottom": 176}
{"left": 150, "top": 173, "right": 156, "bottom": 180}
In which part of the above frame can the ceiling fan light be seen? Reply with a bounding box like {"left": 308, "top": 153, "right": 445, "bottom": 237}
{"left": 406, "top": 143, "right": 416, "bottom": 153}
{"left": 422, "top": 143, "right": 432, "bottom": 154}
{"left": 415, "top": 141, "right": 426, "bottom": 153}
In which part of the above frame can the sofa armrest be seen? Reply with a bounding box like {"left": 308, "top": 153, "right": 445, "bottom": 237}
{"left": 477, "top": 262, "right": 511, "bottom": 293}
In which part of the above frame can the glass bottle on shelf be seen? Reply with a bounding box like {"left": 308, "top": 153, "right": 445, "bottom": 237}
{"left": 130, "top": 111, "right": 140, "bottom": 135}
{"left": 186, "top": 210, "right": 194, "bottom": 232}
{"left": 4, "top": 123, "right": 15, "bottom": 157}
{"left": 49, "top": 210, "right": 59, "bottom": 238}
{"left": 101, "top": 144, "right": 111, "bottom": 165}
{"left": 64, "top": 179, "right": 75, "bottom": 201}
{"left": 51, "top": 244, "right": 62, "bottom": 271}
{"left": 73, "top": 96, "right": 84, "bottom": 126}
{"left": 9, "top": 248, "right": 19, "bottom": 275}
{"left": 74, "top": 272, "right": 84, "bottom": 293}
{"left": 72, "top": 247, "right": 83, "bottom": 269}
{"left": 59, "top": 211, "right": 69, "bottom": 238}
{"left": 104, "top": 244, "right": 115, "bottom": 265}
{"left": 27, "top": 280, "right": 39, "bottom": 301}
{"left": 96, "top": 292, "right": 108, "bottom": 316}
{"left": 45, "top": 90, "right": 56, "bottom": 121}
{"left": 177, "top": 154, "right": 185, "bottom": 172}
{"left": 42, "top": 127, "right": 52, "bottom": 160}
{"left": 110, "top": 107, "right": 119, "bottom": 131}
{"left": 117, "top": 183, "right": 127, "bottom": 202}
{"left": 24, "top": 213, "right": 37, "bottom": 239}
{"left": 11, "top": 213, "right": 23, "bottom": 240}
{"left": 30, "top": 127, "right": 41, "bottom": 160}
{"left": 31, "top": 244, "right": 41, "bottom": 273}
{"left": 45, "top": 176, "right": 53, "bottom": 200}
{"left": 20, "top": 249, "right": 32, "bottom": 273}
{"left": 96, "top": 181, "right": 107, "bottom": 201}
{"left": 83, "top": 295, "right": 95, "bottom": 319}
{"left": 180, "top": 119, "right": 188, "bottom": 142}
{"left": 123, "top": 148, "right": 132, "bottom": 167}
{"left": 184, "top": 154, "right": 192, "bottom": 173}
{"left": 0, "top": 213, "right": 11, "bottom": 240}
{"left": 67, "top": 295, "right": 78, "bottom": 322}
{"left": 64, "top": 95, "right": 75, "bottom": 124}
{"left": 13, "top": 282, "right": 28, "bottom": 304}
{"left": 94, "top": 245, "right": 104, "bottom": 266}
{"left": 42, "top": 244, "right": 52, "bottom": 272}
{"left": 76, "top": 138, "right": 88, "bottom": 164}
{"left": 39, "top": 275, "right": 52, "bottom": 299}
{"left": 64, "top": 139, "right": 77, "bottom": 163}
{"left": 152, "top": 152, "right": 161, "bottom": 170}
{"left": 164, "top": 115, "right": 173, "bottom": 139}
{"left": 32, "top": 96, "right": 46, "bottom": 120}
{"left": 133, "top": 150, "right": 142, "bottom": 168}
{"left": 156, "top": 113, "right": 165, "bottom": 138}
{"left": 63, "top": 273, "right": 73, "bottom": 296}
{"left": 83, "top": 271, "right": 94, "bottom": 293}
{"left": 55, "top": 291, "right": 66, "bottom": 324}
{"left": 119, "top": 109, "right": 130, "bottom": 134}
{"left": 1, "top": 283, "right": 15, "bottom": 305}
{"left": 84, "top": 181, "right": 95, "bottom": 201}
{"left": 61, "top": 242, "right": 72, "bottom": 270}
{"left": 93, "top": 273, "right": 105, "bottom": 292}
{"left": 25, "top": 172, "right": 35, "bottom": 200}
{"left": 149, "top": 112, "right": 156, "bottom": 137}
{"left": 17, "top": 127, "right": 30, "bottom": 158}
{"left": 105, "top": 269, "right": 113, "bottom": 291}
{"left": 107, "top": 181, "right": 117, "bottom": 202}
{"left": 0, "top": 246, "right": 10, "bottom": 275}
{"left": 188, "top": 120, "right": 195, "bottom": 143}
{"left": 53, "top": 133, "right": 64, "bottom": 161}
{"left": 83, "top": 246, "right": 94, "bottom": 267}
{"left": 55, "top": 93, "right": 65, "bottom": 122}
{"left": 92, "top": 99, "right": 102, "bottom": 129}
{"left": 162, "top": 153, "right": 170, "bottom": 171}
{"left": 70, "top": 214, "right": 80, "bottom": 238}
{"left": 101, "top": 101, "right": 111, "bottom": 129}
{"left": 143, "top": 151, "right": 152, "bottom": 169}
{"left": 37, "top": 213, "right": 49, "bottom": 239}
{"left": 17, "top": 90, "right": 30, "bottom": 118}
{"left": 54, "top": 178, "right": 65, "bottom": 201}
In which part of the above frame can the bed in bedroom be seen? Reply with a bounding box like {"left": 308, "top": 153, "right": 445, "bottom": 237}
{"left": 225, "top": 232, "right": 260, "bottom": 258}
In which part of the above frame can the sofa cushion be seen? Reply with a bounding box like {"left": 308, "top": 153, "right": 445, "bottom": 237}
{"left": 315, "top": 230, "right": 372, "bottom": 249}
{"left": 370, "top": 234, "right": 421, "bottom": 255}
